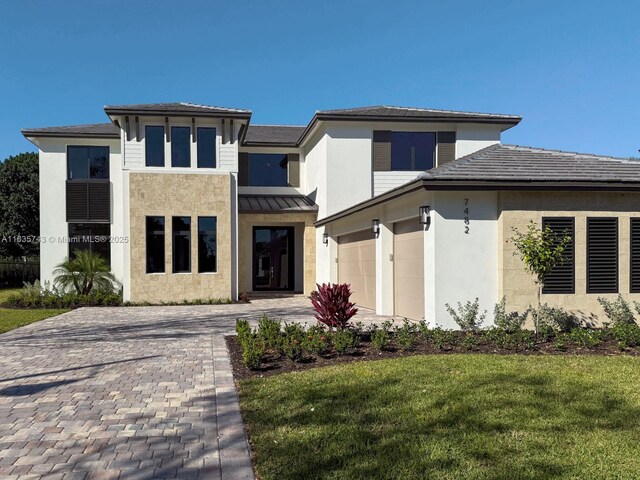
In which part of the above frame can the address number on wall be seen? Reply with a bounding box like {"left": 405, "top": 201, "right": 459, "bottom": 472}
{"left": 464, "top": 198, "right": 470, "bottom": 234}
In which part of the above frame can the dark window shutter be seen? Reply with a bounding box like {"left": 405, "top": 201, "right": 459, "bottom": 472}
{"left": 288, "top": 154, "right": 300, "bottom": 187}
{"left": 631, "top": 219, "right": 640, "bottom": 292}
{"left": 89, "top": 182, "right": 111, "bottom": 222}
{"left": 437, "top": 131, "right": 456, "bottom": 166}
{"left": 542, "top": 217, "right": 575, "bottom": 294}
{"left": 238, "top": 152, "right": 249, "bottom": 186}
{"left": 587, "top": 217, "right": 618, "bottom": 293}
{"left": 66, "top": 182, "right": 89, "bottom": 222}
{"left": 373, "top": 130, "right": 391, "bottom": 172}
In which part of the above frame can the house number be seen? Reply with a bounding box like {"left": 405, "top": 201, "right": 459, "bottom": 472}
{"left": 464, "top": 198, "right": 470, "bottom": 234}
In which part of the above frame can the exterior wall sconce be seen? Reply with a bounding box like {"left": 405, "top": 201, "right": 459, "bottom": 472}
{"left": 419, "top": 205, "right": 431, "bottom": 226}
{"left": 372, "top": 219, "right": 380, "bottom": 237}
{"left": 322, "top": 232, "right": 329, "bottom": 245}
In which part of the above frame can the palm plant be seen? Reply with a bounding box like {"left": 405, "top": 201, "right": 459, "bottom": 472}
{"left": 53, "top": 251, "right": 119, "bottom": 295}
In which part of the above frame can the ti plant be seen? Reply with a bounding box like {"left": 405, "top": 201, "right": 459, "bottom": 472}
{"left": 310, "top": 283, "right": 358, "bottom": 330}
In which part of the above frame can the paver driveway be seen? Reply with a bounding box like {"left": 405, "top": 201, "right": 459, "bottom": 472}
{"left": 0, "top": 297, "right": 394, "bottom": 480}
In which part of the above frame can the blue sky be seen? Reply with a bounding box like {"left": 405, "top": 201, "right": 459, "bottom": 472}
{"left": 1, "top": 0, "right": 638, "bottom": 160}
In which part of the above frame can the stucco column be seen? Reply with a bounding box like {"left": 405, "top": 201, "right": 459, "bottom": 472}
{"left": 376, "top": 221, "right": 394, "bottom": 315}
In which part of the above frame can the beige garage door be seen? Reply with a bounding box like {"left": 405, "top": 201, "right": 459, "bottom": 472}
{"left": 394, "top": 219, "right": 424, "bottom": 320}
{"left": 338, "top": 230, "right": 376, "bottom": 310}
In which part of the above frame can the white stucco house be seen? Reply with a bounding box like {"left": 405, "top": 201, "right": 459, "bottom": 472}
{"left": 23, "top": 103, "right": 640, "bottom": 327}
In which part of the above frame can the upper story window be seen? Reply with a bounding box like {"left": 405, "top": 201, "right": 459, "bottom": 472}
{"left": 246, "top": 153, "right": 288, "bottom": 186}
{"left": 67, "top": 146, "right": 109, "bottom": 180}
{"left": 197, "top": 127, "right": 216, "bottom": 168}
{"left": 171, "top": 126, "right": 191, "bottom": 168}
{"left": 145, "top": 126, "right": 165, "bottom": 167}
{"left": 390, "top": 132, "right": 436, "bottom": 170}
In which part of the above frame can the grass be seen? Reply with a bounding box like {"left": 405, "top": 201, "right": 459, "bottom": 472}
{"left": 239, "top": 354, "right": 640, "bottom": 480}
{"left": 0, "top": 288, "right": 68, "bottom": 334}
{"left": 0, "top": 287, "right": 20, "bottom": 304}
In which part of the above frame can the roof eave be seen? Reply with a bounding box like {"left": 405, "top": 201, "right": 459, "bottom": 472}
{"left": 103, "top": 108, "right": 252, "bottom": 119}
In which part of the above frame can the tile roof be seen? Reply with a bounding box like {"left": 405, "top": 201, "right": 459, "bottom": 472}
{"left": 316, "top": 105, "right": 521, "bottom": 123}
{"left": 243, "top": 125, "right": 306, "bottom": 146}
{"left": 21, "top": 123, "right": 120, "bottom": 138}
{"left": 103, "top": 102, "right": 251, "bottom": 117}
{"left": 419, "top": 144, "right": 640, "bottom": 183}
{"left": 238, "top": 194, "right": 318, "bottom": 213}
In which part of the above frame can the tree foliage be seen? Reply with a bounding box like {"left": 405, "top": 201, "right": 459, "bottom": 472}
{"left": 53, "top": 250, "right": 119, "bottom": 295}
{"left": 0, "top": 152, "right": 39, "bottom": 257}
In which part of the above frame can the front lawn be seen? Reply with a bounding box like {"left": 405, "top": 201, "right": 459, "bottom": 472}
{"left": 0, "top": 308, "right": 69, "bottom": 334}
{"left": 0, "top": 287, "right": 20, "bottom": 304}
{"left": 239, "top": 354, "right": 640, "bottom": 480}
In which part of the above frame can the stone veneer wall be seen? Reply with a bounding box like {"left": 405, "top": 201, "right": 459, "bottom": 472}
{"left": 499, "top": 190, "right": 640, "bottom": 325}
{"left": 238, "top": 212, "right": 317, "bottom": 295}
{"left": 129, "top": 172, "right": 232, "bottom": 302}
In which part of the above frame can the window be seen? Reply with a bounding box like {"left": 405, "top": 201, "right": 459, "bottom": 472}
{"left": 172, "top": 216, "right": 191, "bottom": 273}
{"left": 198, "top": 217, "right": 217, "bottom": 273}
{"left": 587, "top": 217, "right": 618, "bottom": 293}
{"left": 67, "top": 146, "right": 109, "bottom": 180}
{"left": 197, "top": 127, "right": 216, "bottom": 168}
{"left": 68, "top": 223, "right": 111, "bottom": 266}
{"left": 391, "top": 132, "right": 436, "bottom": 170}
{"left": 146, "top": 216, "right": 165, "bottom": 274}
{"left": 630, "top": 219, "right": 640, "bottom": 292}
{"left": 145, "top": 126, "right": 165, "bottom": 167}
{"left": 171, "top": 126, "right": 191, "bottom": 167}
{"left": 246, "top": 153, "right": 288, "bottom": 186}
{"left": 542, "top": 217, "right": 575, "bottom": 294}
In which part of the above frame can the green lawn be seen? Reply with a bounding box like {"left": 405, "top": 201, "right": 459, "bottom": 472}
{"left": 239, "top": 354, "right": 640, "bottom": 480}
{"left": 0, "top": 287, "right": 20, "bottom": 304}
{"left": 0, "top": 288, "right": 68, "bottom": 334}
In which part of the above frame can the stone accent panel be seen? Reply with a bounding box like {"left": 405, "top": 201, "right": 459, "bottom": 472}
{"left": 499, "top": 190, "right": 640, "bottom": 325}
{"left": 129, "top": 172, "right": 232, "bottom": 303}
{"left": 238, "top": 213, "right": 317, "bottom": 295}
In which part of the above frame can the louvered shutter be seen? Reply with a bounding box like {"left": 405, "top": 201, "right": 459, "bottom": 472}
{"left": 89, "top": 182, "right": 111, "bottom": 222}
{"left": 238, "top": 152, "right": 249, "bottom": 186}
{"left": 631, "top": 219, "right": 640, "bottom": 292}
{"left": 373, "top": 131, "right": 391, "bottom": 171}
{"left": 288, "top": 154, "right": 300, "bottom": 187}
{"left": 66, "top": 182, "right": 89, "bottom": 222}
{"left": 587, "top": 217, "right": 618, "bottom": 293}
{"left": 437, "top": 131, "right": 456, "bottom": 166}
{"left": 542, "top": 217, "right": 575, "bottom": 294}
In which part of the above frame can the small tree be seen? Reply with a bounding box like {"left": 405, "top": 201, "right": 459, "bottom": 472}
{"left": 53, "top": 251, "right": 119, "bottom": 295}
{"left": 510, "top": 221, "right": 571, "bottom": 332}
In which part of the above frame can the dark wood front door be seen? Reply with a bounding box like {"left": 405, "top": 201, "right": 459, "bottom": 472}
{"left": 253, "top": 227, "right": 294, "bottom": 291}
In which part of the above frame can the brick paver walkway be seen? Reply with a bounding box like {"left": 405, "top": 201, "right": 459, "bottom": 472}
{"left": 0, "top": 297, "right": 394, "bottom": 479}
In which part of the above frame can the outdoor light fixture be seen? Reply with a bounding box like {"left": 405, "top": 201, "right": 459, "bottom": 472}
{"left": 372, "top": 219, "right": 380, "bottom": 237}
{"left": 322, "top": 232, "right": 329, "bottom": 245}
{"left": 419, "top": 205, "right": 431, "bottom": 226}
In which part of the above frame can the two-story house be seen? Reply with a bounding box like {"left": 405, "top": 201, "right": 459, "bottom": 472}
{"left": 23, "top": 103, "right": 640, "bottom": 327}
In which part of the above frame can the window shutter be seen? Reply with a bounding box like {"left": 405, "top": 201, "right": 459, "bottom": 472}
{"left": 288, "top": 154, "right": 300, "bottom": 187}
{"left": 437, "top": 131, "right": 456, "bottom": 166}
{"left": 66, "top": 182, "right": 89, "bottom": 222}
{"left": 631, "top": 219, "right": 640, "bottom": 292}
{"left": 587, "top": 217, "right": 618, "bottom": 293}
{"left": 542, "top": 217, "right": 575, "bottom": 293}
{"left": 238, "top": 152, "right": 249, "bottom": 186}
{"left": 89, "top": 182, "right": 111, "bottom": 222}
{"left": 373, "top": 131, "right": 391, "bottom": 171}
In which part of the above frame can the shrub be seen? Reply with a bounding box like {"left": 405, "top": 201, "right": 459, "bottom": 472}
{"left": 5, "top": 281, "right": 123, "bottom": 308}
{"left": 370, "top": 327, "right": 391, "bottom": 351}
{"left": 394, "top": 320, "right": 418, "bottom": 351}
{"left": 610, "top": 323, "right": 640, "bottom": 350}
{"left": 567, "top": 328, "right": 603, "bottom": 349}
{"left": 598, "top": 295, "right": 636, "bottom": 326}
{"left": 445, "top": 298, "right": 486, "bottom": 331}
{"left": 302, "top": 325, "right": 331, "bottom": 356}
{"left": 332, "top": 329, "right": 360, "bottom": 354}
{"left": 236, "top": 319, "right": 251, "bottom": 344}
{"left": 555, "top": 336, "right": 568, "bottom": 351}
{"left": 430, "top": 327, "right": 456, "bottom": 350}
{"left": 533, "top": 304, "right": 578, "bottom": 333}
{"left": 257, "top": 315, "right": 281, "bottom": 350}
{"left": 493, "top": 296, "right": 529, "bottom": 333}
{"left": 242, "top": 334, "right": 265, "bottom": 370}
{"left": 310, "top": 283, "right": 358, "bottom": 330}
{"left": 53, "top": 251, "right": 120, "bottom": 295}
{"left": 462, "top": 333, "right": 477, "bottom": 351}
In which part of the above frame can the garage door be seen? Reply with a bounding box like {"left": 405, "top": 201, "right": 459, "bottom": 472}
{"left": 394, "top": 219, "right": 424, "bottom": 320}
{"left": 338, "top": 229, "right": 376, "bottom": 310}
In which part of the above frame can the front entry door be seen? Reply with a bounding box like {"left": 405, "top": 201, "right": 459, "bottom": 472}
{"left": 253, "top": 227, "right": 294, "bottom": 291}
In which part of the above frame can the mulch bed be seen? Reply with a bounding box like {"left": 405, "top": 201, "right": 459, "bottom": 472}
{"left": 226, "top": 332, "right": 639, "bottom": 381}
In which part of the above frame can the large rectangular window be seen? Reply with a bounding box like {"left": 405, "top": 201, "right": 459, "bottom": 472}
{"left": 67, "top": 146, "right": 109, "bottom": 180}
{"left": 198, "top": 217, "right": 217, "bottom": 273}
{"left": 145, "top": 126, "right": 165, "bottom": 167}
{"left": 247, "top": 153, "right": 288, "bottom": 186}
{"left": 391, "top": 132, "right": 436, "bottom": 171}
{"left": 172, "top": 216, "right": 191, "bottom": 273}
{"left": 197, "top": 127, "right": 216, "bottom": 168}
{"left": 146, "top": 216, "right": 165, "bottom": 274}
{"left": 542, "top": 217, "right": 575, "bottom": 294}
{"left": 587, "top": 217, "right": 618, "bottom": 293}
{"left": 631, "top": 219, "right": 640, "bottom": 293}
{"left": 68, "top": 223, "right": 111, "bottom": 266}
{"left": 171, "top": 126, "right": 191, "bottom": 167}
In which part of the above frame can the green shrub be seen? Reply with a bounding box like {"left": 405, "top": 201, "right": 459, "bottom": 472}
{"left": 5, "top": 282, "right": 123, "bottom": 308}
{"left": 236, "top": 319, "right": 252, "bottom": 344}
{"left": 598, "top": 295, "right": 636, "bottom": 326}
{"left": 332, "top": 329, "right": 360, "bottom": 354}
{"left": 555, "top": 336, "right": 568, "bottom": 351}
{"left": 462, "top": 333, "right": 477, "bottom": 351}
{"left": 493, "top": 296, "right": 529, "bottom": 333}
{"left": 610, "top": 323, "right": 640, "bottom": 350}
{"left": 242, "top": 334, "right": 265, "bottom": 370}
{"left": 445, "top": 298, "right": 486, "bottom": 331}
{"left": 484, "top": 327, "right": 507, "bottom": 348}
{"left": 567, "top": 328, "right": 603, "bottom": 349}
{"left": 302, "top": 325, "right": 330, "bottom": 355}
{"left": 430, "top": 327, "right": 456, "bottom": 350}
{"left": 370, "top": 328, "right": 391, "bottom": 351}
{"left": 533, "top": 304, "right": 578, "bottom": 334}
{"left": 394, "top": 320, "right": 418, "bottom": 351}
{"left": 257, "top": 315, "right": 282, "bottom": 350}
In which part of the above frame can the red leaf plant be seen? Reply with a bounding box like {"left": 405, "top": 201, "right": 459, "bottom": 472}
{"left": 310, "top": 283, "right": 358, "bottom": 330}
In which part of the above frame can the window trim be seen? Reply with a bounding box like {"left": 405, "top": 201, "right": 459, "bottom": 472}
{"left": 172, "top": 216, "right": 191, "bottom": 274}
{"left": 196, "top": 127, "right": 217, "bottom": 169}
{"left": 145, "top": 125, "right": 166, "bottom": 168}
{"left": 170, "top": 126, "right": 192, "bottom": 168}
{"left": 541, "top": 217, "right": 575, "bottom": 294}
{"left": 586, "top": 216, "right": 619, "bottom": 294}
{"left": 145, "top": 216, "right": 166, "bottom": 274}
{"left": 197, "top": 216, "right": 217, "bottom": 273}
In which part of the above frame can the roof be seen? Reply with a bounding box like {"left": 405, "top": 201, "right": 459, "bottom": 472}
{"left": 316, "top": 105, "right": 521, "bottom": 122}
{"left": 243, "top": 125, "right": 306, "bottom": 146}
{"left": 419, "top": 144, "right": 640, "bottom": 183}
{"left": 21, "top": 123, "right": 120, "bottom": 139}
{"left": 103, "top": 102, "right": 251, "bottom": 118}
{"left": 238, "top": 194, "right": 318, "bottom": 213}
